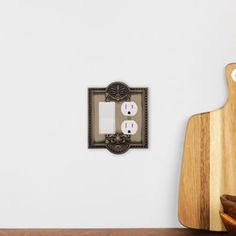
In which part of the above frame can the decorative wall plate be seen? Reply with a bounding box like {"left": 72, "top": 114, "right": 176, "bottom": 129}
{"left": 88, "top": 82, "right": 148, "bottom": 154}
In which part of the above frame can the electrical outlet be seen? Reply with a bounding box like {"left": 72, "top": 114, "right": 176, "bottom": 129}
{"left": 121, "top": 120, "right": 138, "bottom": 135}
{"left": 121, "top": 101, "right": 138, "bottom": 116}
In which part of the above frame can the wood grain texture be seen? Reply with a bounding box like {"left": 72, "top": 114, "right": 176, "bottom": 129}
{"left": 0, "top": 229, "right": 228, "bottom": 236}
{"left": 179, "top": 63, "right": 236, "bottom": 231}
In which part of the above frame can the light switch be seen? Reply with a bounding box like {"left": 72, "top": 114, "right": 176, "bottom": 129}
{"left": 99, "top": 102, "right": 115, "bottom": 134}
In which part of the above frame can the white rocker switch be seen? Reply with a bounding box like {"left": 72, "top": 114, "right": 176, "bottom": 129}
{"left": 99, "top": 102, "right": 116, "bottom": 134}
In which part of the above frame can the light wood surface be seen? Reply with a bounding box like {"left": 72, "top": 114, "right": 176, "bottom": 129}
{"left": 179, "top": 63, "right": 236, "bottom": 231}
{"left": 0, "top": 228, "right": 227, "bottom": 236}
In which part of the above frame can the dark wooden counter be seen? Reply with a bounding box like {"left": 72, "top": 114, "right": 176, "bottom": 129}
{"left": 0, "top": 228, "right": 228, "bottom": 236}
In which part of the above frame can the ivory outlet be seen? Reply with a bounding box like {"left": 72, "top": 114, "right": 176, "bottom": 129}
{"left": 121, "top": 101, "right": 138, "bottom": 116}
{"left": 121, "top": 120, "right": 138, "bottom": 135}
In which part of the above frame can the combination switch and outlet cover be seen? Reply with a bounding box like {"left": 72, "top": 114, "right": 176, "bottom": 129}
{"left": 88, "top": 81, "right": 148, "bottom": 154}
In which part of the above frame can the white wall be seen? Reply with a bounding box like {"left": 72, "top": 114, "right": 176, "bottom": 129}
{"left": 0, "top": 0, "right": 236, "bottom": 228}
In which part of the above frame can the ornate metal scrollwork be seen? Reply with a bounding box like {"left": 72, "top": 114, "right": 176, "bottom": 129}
{"left": 105, "top": 82, "right": 130, "bottom": 102}
{"left": 105, "top": 133, "right": 131, "bottom": 154}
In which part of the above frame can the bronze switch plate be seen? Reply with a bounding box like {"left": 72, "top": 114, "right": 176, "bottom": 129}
{"left": 88, "top": 82, "right": 148, "bottom": 154}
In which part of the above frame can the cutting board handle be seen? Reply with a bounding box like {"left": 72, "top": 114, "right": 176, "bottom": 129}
{"left": 225, "top": 63, "right": 236, "bottom": 105}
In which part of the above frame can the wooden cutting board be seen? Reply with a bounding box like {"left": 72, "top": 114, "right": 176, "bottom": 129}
{"left": 178, "top": 63, "right": 236, "bottom": 231}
